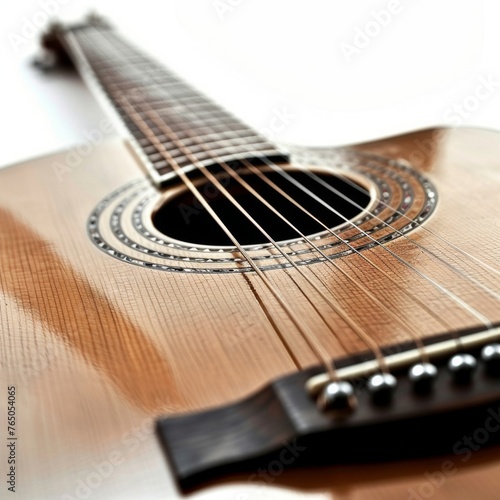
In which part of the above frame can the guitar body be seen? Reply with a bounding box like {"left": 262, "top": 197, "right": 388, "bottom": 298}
{"left": 1, "top": 126, "right": 500, "bottom": 499}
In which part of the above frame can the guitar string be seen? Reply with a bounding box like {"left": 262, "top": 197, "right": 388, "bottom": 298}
{"left": 133, "top": 97, "right": 391, "bottom": 372}
{"left": 285, "top": 160, "right": 500, "bottom": 301}
{"left": 114, "top": 83, "right": 469, "bottom": 362}
{"left": 151, "top": 116, "right": 434, "bottom": 355}
{"left": 120, "top": 88, "right": 441, "bottom": 361}
{"left": 81, "top": 29, "right": 393, "bottom": 371}
{"left": 232, "top": 159, "right": 496, "bottom": 349}
{"left": 317, "top": 156, "right": 500, "bottom": 278}
{"left": 131, "top": 97, "right": 493, "bottom": 358}
{"left": 119, "top": 94, "right": 340, "bottom": 377}
{"left": 81, "top": 28, "right": 493, "bottom": 369}
{"left": 253, "top": 155, "right": 494, "bottom": 329}
{"left": 86, "top": 27, "right": 494, "bottom": 352}
{"left": 97, "top": 28, "right": 500, "bottom": 307}
{"left": 137, "top": 100, "right": 414, "bottom": 366}
{"left": 84, "top": 30, "right": 460, "bottom": 346}
{"left": 132, "top": 25, "right": 500, "bottom": 286}
{"left": 104, "top": 67, "right": 499, "bottom": 333}
{"left": 80, "top": 32, "right": 397, "bottom": 371}
{"left": 91, "top": 27, "right": 500, "bottom": 286}
{"left": 73, "top": 31, "right": 343, "bottom": 377}
{"left": 238, "top": 160, "right": 455, "bottom": 334}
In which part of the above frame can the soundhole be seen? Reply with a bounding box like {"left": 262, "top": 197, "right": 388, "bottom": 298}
{"left": 152, "top": 167, "right": 372, "bottom": 247}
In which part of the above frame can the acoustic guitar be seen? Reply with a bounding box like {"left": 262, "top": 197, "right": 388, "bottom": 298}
{"left": 1, "top": 15, "right": 500, "bottom": 499}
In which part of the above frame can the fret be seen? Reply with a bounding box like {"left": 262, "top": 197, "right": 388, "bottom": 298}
{"left": 61, "top": 24, "right": 288, "bottom": 186}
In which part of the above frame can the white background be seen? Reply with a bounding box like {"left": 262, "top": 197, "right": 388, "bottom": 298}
{"left": 1, "top": 0, "right": 500, "bottom": 168}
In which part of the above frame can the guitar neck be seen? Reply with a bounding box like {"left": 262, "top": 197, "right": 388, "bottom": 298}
{"left": 59, "top": 23, "right": 288, "bottom": 187}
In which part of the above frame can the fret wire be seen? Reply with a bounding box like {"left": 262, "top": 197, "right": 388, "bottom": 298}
{"left": 81, "top": 38, "right": 261, "bottom": 126}
{"left": 127, "top": 94, "right": 392, "bottom": 372}
{"left": 81, "top": 27, "right": 394, "bottom": 364}
{"left": 82, "top": 31, "right": 255, "bottom": 119}
{"left": 66, "top": 25, "right": 500, "bottom": 344}
{"left": 70, "top": 27, "right": 287, "bottom": 182}
{"left": 120, "top": 57, "right": 496, "bottom": 347}
{"left": 110, "top": 93, "right": 340, "bottom": 373}
{"left": 84, "top": 26, "right": 498, "bottom": 336}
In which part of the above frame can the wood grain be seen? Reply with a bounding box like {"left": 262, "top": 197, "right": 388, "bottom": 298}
{"left": 0, "top": 127, "right": 500, "bottom": 498}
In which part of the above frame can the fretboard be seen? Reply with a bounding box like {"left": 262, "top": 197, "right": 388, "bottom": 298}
{"left": 60, "top": 24, "right": 288, "bottom": 187}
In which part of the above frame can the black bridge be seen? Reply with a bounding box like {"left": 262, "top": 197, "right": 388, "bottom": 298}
{"left": 156, "top": 328, "right": 500, "bottom": 491}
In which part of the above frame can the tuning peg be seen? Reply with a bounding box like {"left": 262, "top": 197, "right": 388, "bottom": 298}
{"left": 32, "top": 50, "right": 58, "bottom": 71}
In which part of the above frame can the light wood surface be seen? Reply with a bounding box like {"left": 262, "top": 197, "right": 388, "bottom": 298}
{"left": 1, "top": 127, "right": 500, "bottom": 499}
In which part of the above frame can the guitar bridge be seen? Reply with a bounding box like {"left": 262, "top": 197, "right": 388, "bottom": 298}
{"left": 156, "top": 326, "right": 500, "bottom": 491}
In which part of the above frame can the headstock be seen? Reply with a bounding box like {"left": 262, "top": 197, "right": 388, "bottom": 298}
{"left": 34, "top": 13, "right": 111, "bottom": 71}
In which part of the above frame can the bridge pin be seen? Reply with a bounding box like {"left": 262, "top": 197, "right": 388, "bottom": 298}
{"left": 367, "top": 372, "right": 397, "bottom": 405}
{"left": 317, "top": 381, "right": 357, "bottom": 414}
{"left": 481, "top": 344, "right": 500, "bottom": 377}
{"left": 408, "top": 363, "right": 438, "bottom": 394}
{"left": 448, "top": 353, "right": 477, "bottom": 384}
